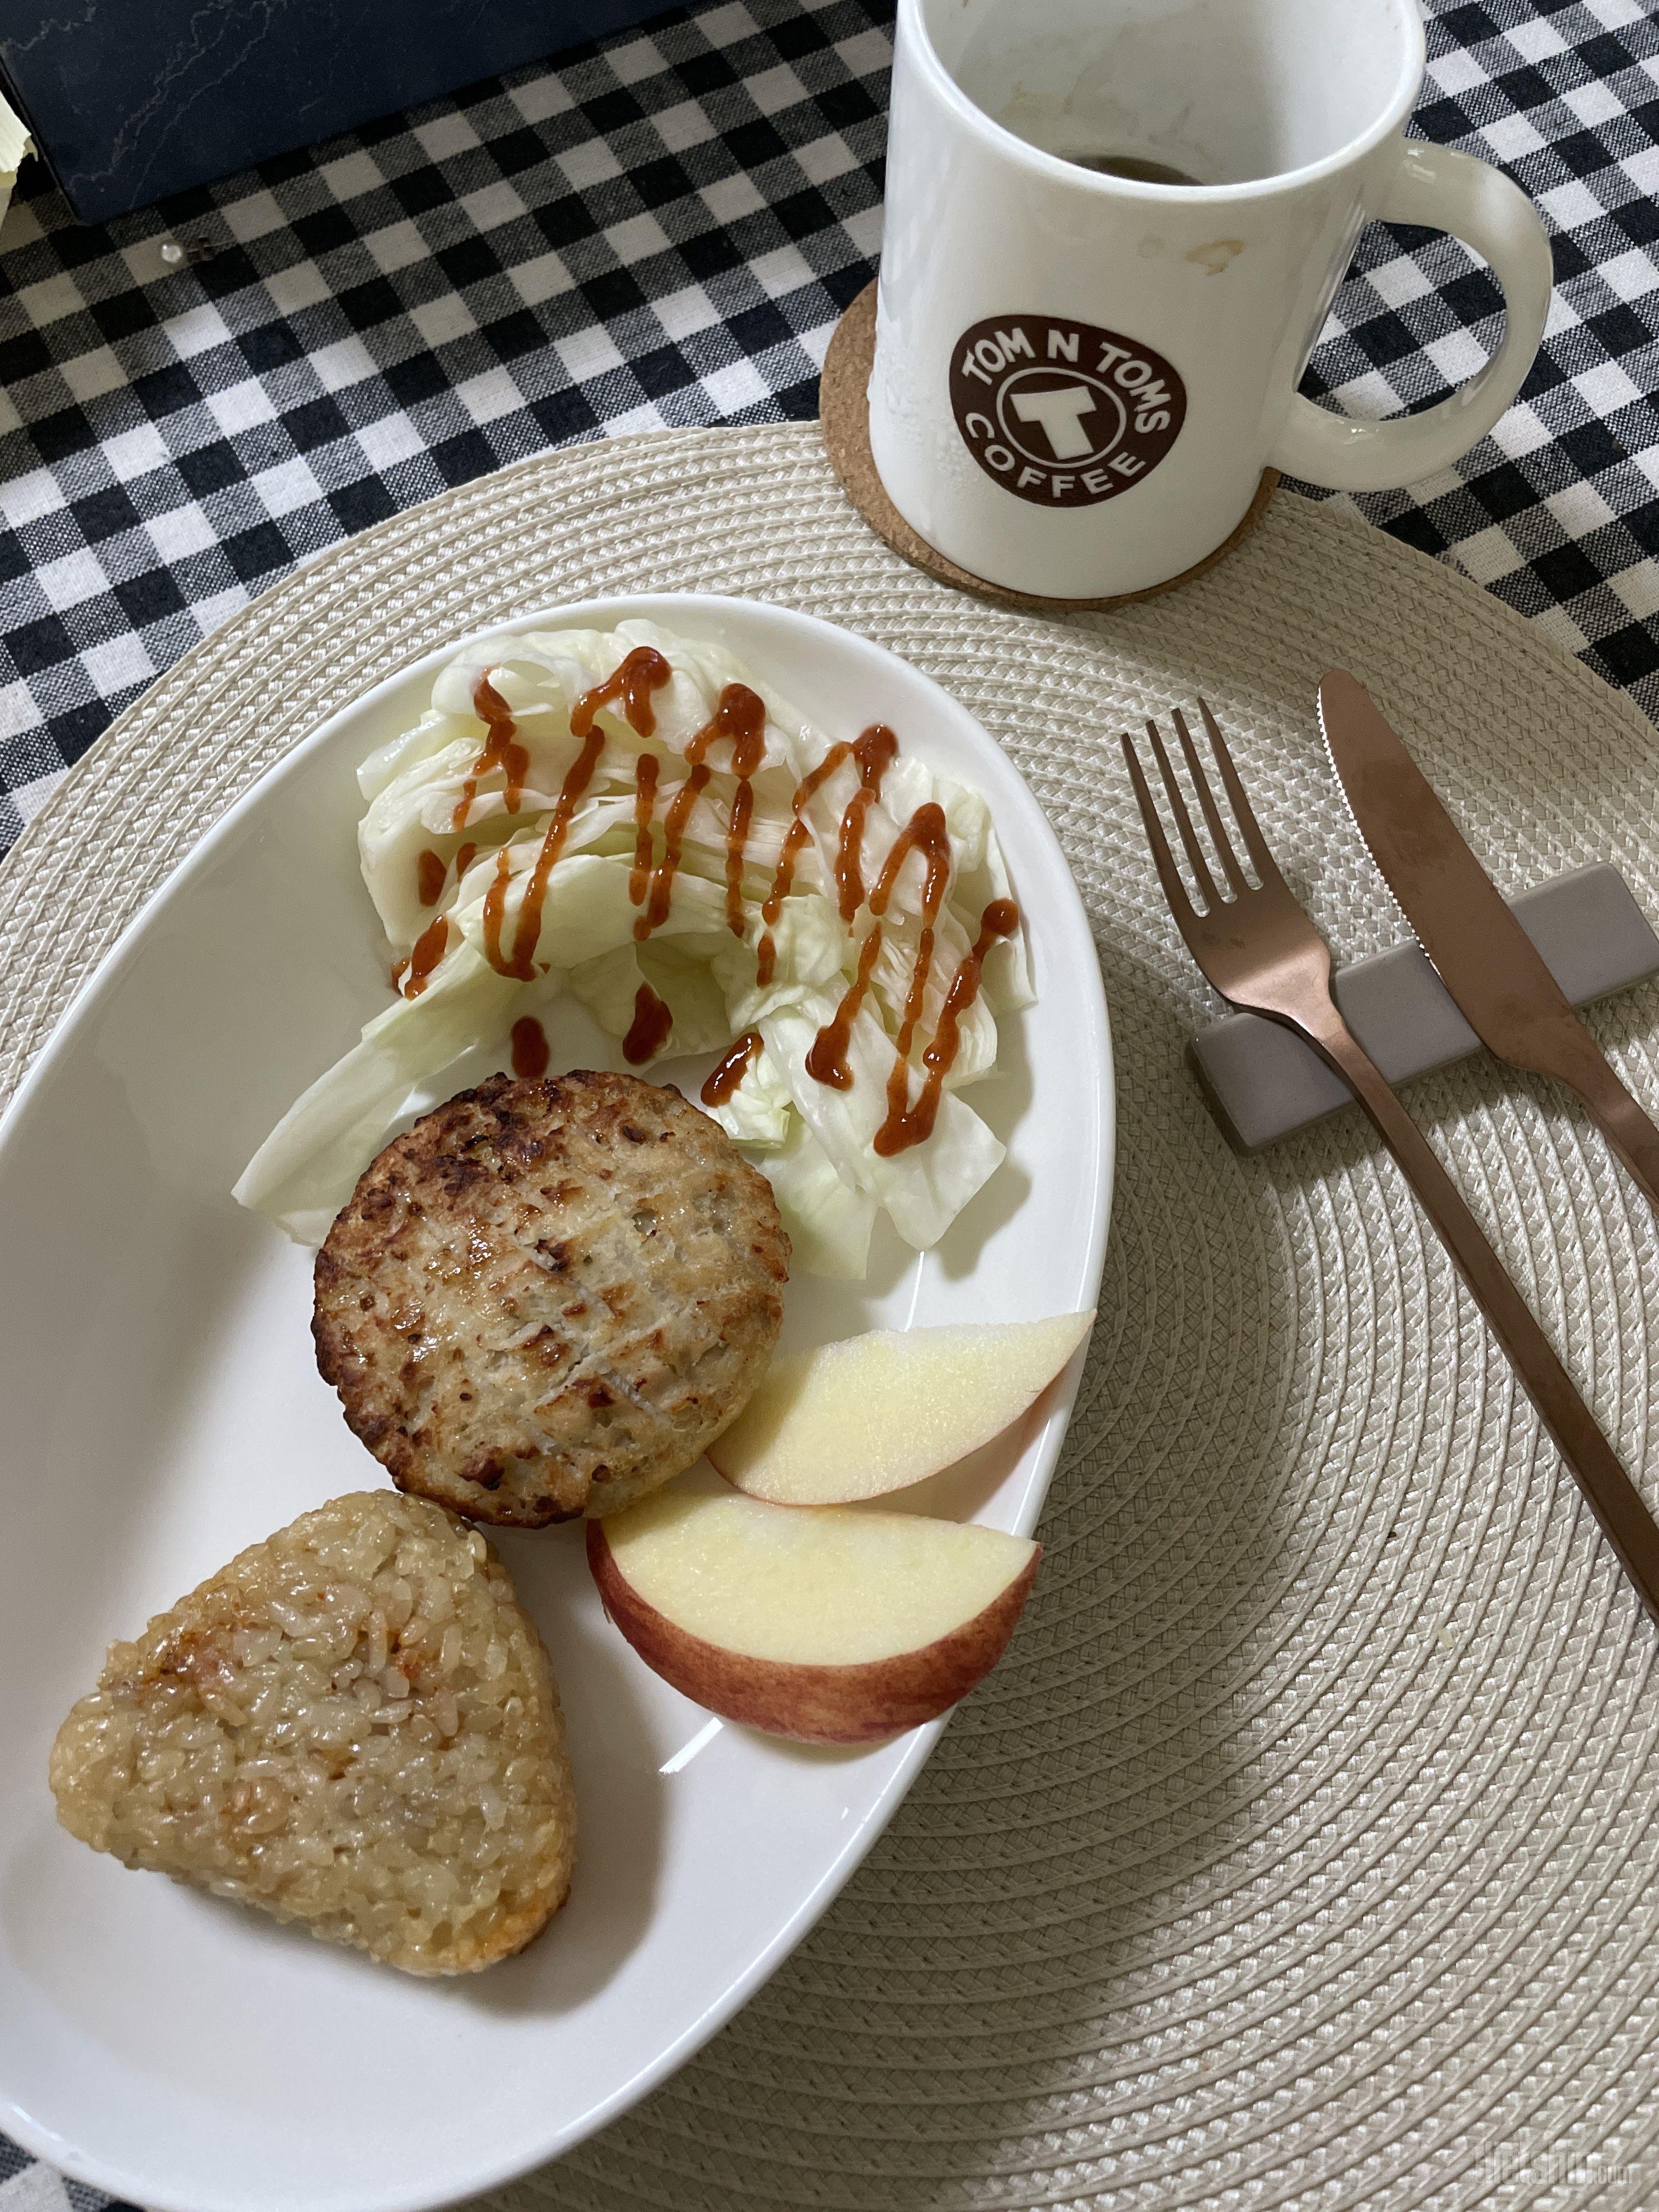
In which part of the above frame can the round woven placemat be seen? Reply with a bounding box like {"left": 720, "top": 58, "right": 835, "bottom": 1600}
{"left": 8, "top": 427, "right": 1659, "bottom": 2211}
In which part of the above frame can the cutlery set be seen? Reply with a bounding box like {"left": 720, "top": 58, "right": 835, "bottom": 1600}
{"left": 1126, "top": 681, "right": 1659, "bottom": 1625}
{"left": 1319, "top": 671, "right": 1659, "bottom": 1210}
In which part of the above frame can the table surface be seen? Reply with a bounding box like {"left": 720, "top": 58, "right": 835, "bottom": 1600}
{"left": 2, "top": 0, "right": 1657, "bottom": 2203}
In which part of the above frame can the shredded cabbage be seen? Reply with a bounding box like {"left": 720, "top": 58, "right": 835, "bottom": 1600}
{"left": 234, "top": 620, "right": 1034, "bottom": 1276}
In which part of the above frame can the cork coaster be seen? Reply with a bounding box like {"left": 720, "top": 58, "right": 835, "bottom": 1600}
{"left": 819, "top": 279, "right": 1277, "bottom": 613}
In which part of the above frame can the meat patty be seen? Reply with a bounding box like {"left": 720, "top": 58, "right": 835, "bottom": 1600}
{"left": 313, "top": 1070, "right": 789, "bottom": 1526}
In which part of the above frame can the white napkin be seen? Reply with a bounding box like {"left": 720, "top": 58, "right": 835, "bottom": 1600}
{"left": 0, "top": 91, "right": 31, "bottom": 235}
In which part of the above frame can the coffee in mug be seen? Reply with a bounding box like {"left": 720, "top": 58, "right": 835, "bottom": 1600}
{"left": 867, "top": 0, "right": 1553, "bottom": 600}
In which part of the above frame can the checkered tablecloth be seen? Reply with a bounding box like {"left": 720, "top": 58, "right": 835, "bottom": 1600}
{"left": 2, "top": 0, "right": 1658, "bottom": 2203}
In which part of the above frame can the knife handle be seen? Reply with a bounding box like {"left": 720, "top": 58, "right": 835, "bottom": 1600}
{"left": 1300, "top": 1002, "right": 1659, "bottom": 1625}
{"left": 1550, "top": 1036, "right": 1659, "bottom": 1217}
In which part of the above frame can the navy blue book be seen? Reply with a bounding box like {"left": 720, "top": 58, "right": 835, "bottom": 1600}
{"left": 0, "top": 0, "right": 670, "bottom": 222}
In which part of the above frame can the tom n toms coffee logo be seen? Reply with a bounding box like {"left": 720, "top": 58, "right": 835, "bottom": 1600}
{"left": 949, "top": 314, "right": 1186, "bottom": 507}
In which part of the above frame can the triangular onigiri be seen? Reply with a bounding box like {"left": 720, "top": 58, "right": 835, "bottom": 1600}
{"left": 50, "top": 1490, "right": 575, "bottom": 1974}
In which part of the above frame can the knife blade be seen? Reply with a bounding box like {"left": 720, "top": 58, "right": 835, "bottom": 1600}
{"left": 1317, "top": 667, "right": 1659, "bottom": 1214}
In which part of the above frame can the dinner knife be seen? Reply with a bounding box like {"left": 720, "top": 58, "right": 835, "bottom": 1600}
{"left": 1318, "top": 668, "right": 1659, "bottom": 1212}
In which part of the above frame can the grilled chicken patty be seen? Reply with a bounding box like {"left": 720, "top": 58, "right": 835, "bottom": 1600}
{"left": 313, "top": 1071, "right": 790, "bottom": 1525}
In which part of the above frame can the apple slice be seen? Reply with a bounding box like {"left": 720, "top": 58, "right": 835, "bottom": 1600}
{"left": 707, "top": 1312, "right": 1094, "bottom": 1505}
{"left": 586, "top": 1491, "right": 1039, "bottom": 1743}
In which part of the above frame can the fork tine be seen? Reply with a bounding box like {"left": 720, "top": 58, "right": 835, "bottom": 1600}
{"left": 1196, "top": 698, "right": 1284, "bottom": 887}
{"left": 1121, "top": 732, "right": 1204, "bottom": 949}
{"left": 1144, "top": 718, "right": 1221, "bottom": 911}
{"left": 1171, "top": 708, "right": 1247, "bottom": 896}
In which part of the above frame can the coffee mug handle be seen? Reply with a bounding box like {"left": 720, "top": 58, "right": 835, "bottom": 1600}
{"left": 1270, "top": 143, "right": 1553, "bottom": 494}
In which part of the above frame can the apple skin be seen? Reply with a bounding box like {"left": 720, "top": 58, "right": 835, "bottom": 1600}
{"left": 586, "top": 1520, "right": 1040, "bottom": 1744}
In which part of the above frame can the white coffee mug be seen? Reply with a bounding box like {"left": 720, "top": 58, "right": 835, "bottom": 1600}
{"left": 867, "top": 0, "right": 1553, "bottom": 599}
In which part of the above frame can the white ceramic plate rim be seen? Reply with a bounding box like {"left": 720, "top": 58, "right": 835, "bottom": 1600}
{"left": 0, "top": 593, "right": 1114, "bottom": 2212}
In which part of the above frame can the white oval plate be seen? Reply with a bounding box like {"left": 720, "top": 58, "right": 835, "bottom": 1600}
{"left": 0, "top": 596, "right": 1113, "bottom": 2212}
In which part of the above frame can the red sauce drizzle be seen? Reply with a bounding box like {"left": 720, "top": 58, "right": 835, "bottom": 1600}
{"left": 863, "top": 799, "right": 954, "bottom": 1070}
{"left": 572, "top": 646, "right": 672, "bottom": 740}
{"left": 630, "top": 753, "right": 659, "bottom": 906}
{"left": 873, "top": 898, "right": 1021, "bottom": 1156}
{"left": 726, "top": 777, "right": 754, "bottom": 938}
{"left": 756, "top": 817, "right": 810, "bottom": 986}
{"left": 701, "top": 1030, "right": 762, "bottom": 1106}
{"left": 511, "top": 724, "right": 606, "bottom": 974}
{"left": 416, "top": 849, "right": 447, "bottom": 907}
{"left": 455, "top": 840, "right": 477, "bottom": 881}
{"left": 833, "top": 724, "right": 899, "bottom": 922}
{"left": 640, "top": 682, "right": 767, "bottom": 941}
{"left": 454, "top": 672, "right": 532, "bottom": 830}
{"left": 623, "top": 982, "right": 674, "bottom": 1064}
{"left": 685, "top": 684, "right": 767, "bottom": 776}
{"left": 633, "top": 680, "right": 767, "bottom": 942}
{"left": 510, "top": 1015, "right": 550, "bottom": 1078}
{"left": 806, "top": 924, "right": 883, "bottom": 1088}
{"left": 762, "top": 818, "right": 814, "bottom": 926}
{"left": 482, "top": 846, "right": 515, "bottom": 974}
{"left": 400, "top": 915, "right": 449, "bottom": 998}
{"left": 754, "top": 723, "right": 898, "bottom": 983}
{"left": 636, "top": 764, "right": 709, "bottom": 940}
{"left": 482, "top": 648, "right": 672, "bottom": 980}
{"left": 870, "top": 801, "right": 953, "bottom": 927}
{"left": 628, "top": 684, "right": 767, "bottom": 936}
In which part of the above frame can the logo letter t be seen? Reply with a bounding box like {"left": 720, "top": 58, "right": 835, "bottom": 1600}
{"left": 1009, "top": 385, "right": 1099, "bottom": 460}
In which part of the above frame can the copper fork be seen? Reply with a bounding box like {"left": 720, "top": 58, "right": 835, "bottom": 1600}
{"left": 1124, "top": 701, "right": 1659, "bottom": 1627}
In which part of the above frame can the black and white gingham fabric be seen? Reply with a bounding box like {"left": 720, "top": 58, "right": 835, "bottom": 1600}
{"left": 0, "top": 0, "right": 1655, "bottom": 870}
{"left": 0, "top": 0, "right": 888, "bottom": 852}
{"left": 1303, "top": 0, "right": 1659, "bottom": 699}
{"left": 2, "top": 0, "right": 1659, "bottom": 2200}
{"left": 0, "top": 0, "right": 1656, "bottom": 869}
